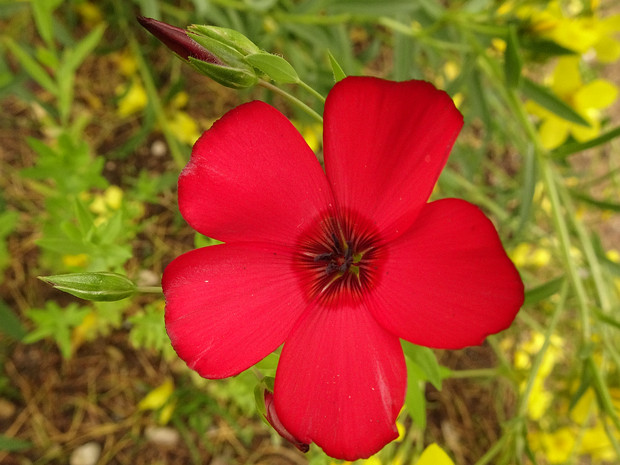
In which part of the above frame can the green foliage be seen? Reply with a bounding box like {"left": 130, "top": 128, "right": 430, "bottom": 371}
{"left": 0, "top": 434, "right": 32, "bottom": 452}
{"left": 3, "top": 0, "right": 620, "bottom": 463}
{"left": 23, "top": 302, "right": 90, "bottom": 359}
{"left": 0, "top": 300, "right": 26, "bottom": 341}
{"left": 128, "top": 303, "right": 175, "bottom": 360}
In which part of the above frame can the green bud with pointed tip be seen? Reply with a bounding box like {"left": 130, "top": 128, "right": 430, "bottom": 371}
{"left": 39, "top": 272, "right": 137, "bottom": 301}
{"left": 138, "top": 16, "right": 260, "bottom": 89}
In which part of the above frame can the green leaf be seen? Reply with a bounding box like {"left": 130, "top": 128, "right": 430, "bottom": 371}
{"left": 516, "top": 146, "right": 537, "bottom": 235}
{"left": 65, "top": 24, "right": 106, "bottom": 73}
{"left": 39, "top": 272, "right": 136, "bottom": 302}
{"left": 0, "top": 434, "right": 32, "bottom": 452}
{"left": 521, "top": 77, "right": 590, "bottom": 127}
{"left": 128, "top": 304, "right": 174, "bottom": 359}
{"left": 405, "top": 359, "right": 427, "bottom": 429}
{"left": 595, "top": 310, "right": 620, "bottom": 330}
{"left": 327, "top": 0, "right": 420, "bottom": 14}
{"left": 551, "top": 125, "right": 620, "bottom": 158}
{"left": 0, "top": 300, "right": 26, "bottom": 341}
{"left": 24, "top": 302, "right": 90, "bottom": 359}
{"left": 504, "top": 25, "right": 522, "bottom": 88}
{"left": 246, "top": 52, "right": 299, "bottom": 84}
{"left": 4, "top": 38, "right": 58, "bottom": 95}
{"left": 523, "top": 276, "right": 564, "bottom": 307}
{"left": 327, "top": 51, "right": 346, "bottom": 82}
{"left": 31, "top": 0, "right": 63, "bottom": 47}
{"left": 520, "top": 37, "right": 576, "bottom": 57}
{"left": 401, "top": 341, "right": 442, "bottom": 390}
{"left": 74, "top": 198, "right": 95, "bottom": 237}
{"left": 570, "top": 190, "right": 620, "bottom": 212}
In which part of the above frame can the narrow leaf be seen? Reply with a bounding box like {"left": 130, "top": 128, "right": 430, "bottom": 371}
{"left": 516, "top": 146, "right": 537, "bottom": 235}
{"left": 551, "top": 125, "right": 620, "bottom": 158}
{"left": 31, "top": 0, "right": 63, "bottom": 47}
{"left": 245, "top": 52, "right": 299, "bottom": 84}
{"left": 521, "top": 77, "right": 590, "bottom": 127}
{"left": 405, "top": 360, "right": 427, "bottom": 429}
{"left": 570, "top": 190, "right": 620, "bottom": 212}
{"left": 4, "top": 38, "right": 58, "bottom": 95}
{"left": 0, "top": 435, "right": 32, "bottom": 452}
{"left": 523, "top": 276, "right": 564, "bottom": 306}
{"left": 402, "top": 341, "right": 442, "bottom": 390}
{"left": 65, "top": 24, "right": 106, "bottom": 73}
{"left": 504, "top": 25, "right": 523, "bottom": 88}
{"left": 0, "top": 300, "right": 26, "bottom": 341}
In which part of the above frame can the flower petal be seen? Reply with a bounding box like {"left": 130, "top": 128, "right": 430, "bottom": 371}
{"left": 323, "top": 77, "right": 463, "bottom": 239}
{"left": 367, "top": 198, "right": 523, "bottom": 349}
{"left": 179, "top": 101, "right": 334, "bottom": 245}
{"left": 162, "top": 243, "right": 308, "bottom": 378}
{"left": 273, "top": 302, "right": 406, "bottom": 460}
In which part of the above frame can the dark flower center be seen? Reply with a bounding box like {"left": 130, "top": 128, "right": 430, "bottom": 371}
{"left": 294, "top": 211, "right": 383, "bottom": 304}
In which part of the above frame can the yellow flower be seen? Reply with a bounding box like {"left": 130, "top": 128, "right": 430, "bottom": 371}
{"left": 514, "top": 332, "right": 564, "bottom": 420}
{"left": 415, "top": 443, "right": 455, "bottom": 465}
{"left": 62, "top": 253, "right": 89, "bottom": 268}
{"left": 526, "top": 56, "right": 618, "bottom": 150}
{"left": 138, "top": 378, "right": 175, "bottom": 411}
{"left": 503, "top": 0, "right": 620, "bottom": 62}
{"left": 580, "top": 423, "right": 620, "bottom": 462}
{"left": 294, "top": 122, "right": 323, "bottom": 153}
{"left": 509, "top": 243, "right": 552, "bottom": 269}
{"left": 168, "top": 111, "right": 201, "bottom": 146}
{"left": 75, "top": 2, "right": 104, "bottom": 27}
{"left": 116, "top": 79, "right": 148, "bottom": 117}
{"left": 532, "top": 427, "right": 575, "bottom": 464}
{"left": 71, "top": 311, "right": 98, "bottom": 352}
{"left": 103, "top": 185, "right": 123, "bottom": 211}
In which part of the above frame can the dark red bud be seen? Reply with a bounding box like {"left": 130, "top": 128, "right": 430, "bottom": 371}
{"left": 264, "top": 391, "right": 310, "bottom": 453}
{"left": 137, "top": 16, "right": 223, "bottom": 65}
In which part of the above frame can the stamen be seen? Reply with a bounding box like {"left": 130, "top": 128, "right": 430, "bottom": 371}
{"left": 295, "top": 210, "right": 384, "bottom": 304}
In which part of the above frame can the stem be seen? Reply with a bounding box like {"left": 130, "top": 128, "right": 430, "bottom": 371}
{"left": 258, "top": 80, "right": 323, "bottom": 123}
{"left": 505, "top": 87, "right": 593, "bottom": 341}
{"left": 449, "top": 368, "right": 498, "bottom": 379}
{"left": 516, "top": 282, "right": 566, "bottom": 418}
{"left": 136, "top": 286, "right": 163, "bottom": 294}
{"left": 297, "top": 79, "right": 326, "bottom": 104}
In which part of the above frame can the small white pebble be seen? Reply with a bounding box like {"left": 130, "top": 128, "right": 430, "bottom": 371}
{"left": 70, "top": 442, "right": 101, "bottom": 465}
{"left": 145, "top": 426, "right": 179, "bottom": 447}
{"left": 151, "top": 140, "right": 167, "bottom": 157}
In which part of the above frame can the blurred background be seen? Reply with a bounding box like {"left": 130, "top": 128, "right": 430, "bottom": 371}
{"left": 1, "top": 0, "right": 619, "bottom": 464}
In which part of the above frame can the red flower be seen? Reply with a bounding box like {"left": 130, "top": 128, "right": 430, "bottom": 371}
{"left": 162, "top": 77, "right": 524, "bottom": 460}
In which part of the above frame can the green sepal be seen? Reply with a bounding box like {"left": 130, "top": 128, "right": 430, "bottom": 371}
{"left": 188, "top": 57, "right": 258, "bottom": 89}
{"left": 254, "top": 376, "right": 275, "bottom": 423}
{"left": 39, "top": 272, "right": 137, "bottom": 301}
{"left": 328, "top": 50, "right": 347, "bottom": 82}
{"left": 246, "top": 52, "right": 299, "bottom": 83}
{"left": 189, "top": 25, "right": 261, "bottom": 56}
{"left": 187, "top": 31, "right": 250, "bottom": 69}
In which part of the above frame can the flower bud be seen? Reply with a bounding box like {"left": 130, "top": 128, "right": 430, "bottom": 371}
{"left": 39, "top": 272, "right": 137, "bottom": 301}
{"left": 137, "top": 16, "right": 259, "bottom": 89}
